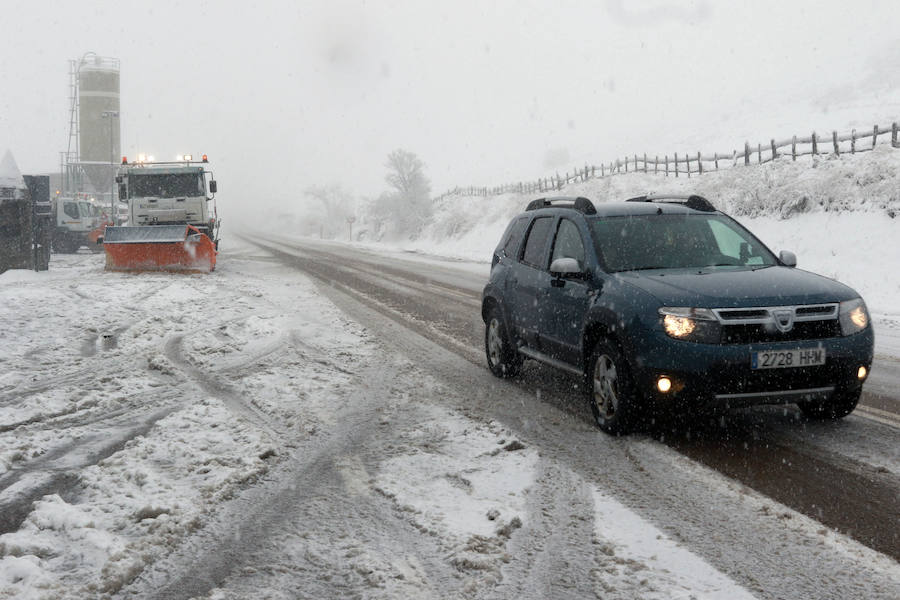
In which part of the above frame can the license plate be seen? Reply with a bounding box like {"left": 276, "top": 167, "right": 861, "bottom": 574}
{"left": 751, "top": 347, "right": 826, "bottom": 369}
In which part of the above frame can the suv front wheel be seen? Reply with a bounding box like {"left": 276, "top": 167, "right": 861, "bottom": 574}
{"left": 485, "top": 306, "right": 522, "bottom": 378}
{"left": 587, "top": 339, "right": 636, "bottom": 434}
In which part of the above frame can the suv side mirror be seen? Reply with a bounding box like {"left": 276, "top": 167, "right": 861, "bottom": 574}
{"left": 209, "top": 180, "right": 217, "bottom": 194}
{"left": 550, "top": 257, "right": 584, "bottom": 279}
{"left": 779, "top": 250, "right": 797, "bottom": 267}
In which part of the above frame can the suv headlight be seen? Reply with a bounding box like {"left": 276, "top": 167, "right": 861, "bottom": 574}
{"left": 839, "top": 298, "right": 869, "bottom": 336}
{"left": 659, "top": 307, "right": 721, "bottom": 343}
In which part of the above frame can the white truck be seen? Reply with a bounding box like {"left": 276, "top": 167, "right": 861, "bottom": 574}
{"left": 52, "top": 193, "right": 107, "bottom": 253}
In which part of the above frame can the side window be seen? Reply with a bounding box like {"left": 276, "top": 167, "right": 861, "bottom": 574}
{"left": 520, "top": 216, "right": 553, "bottom": 269}
{"left": 501, "top": 217, "right": 529, "bottom": 257}
{"left": 63, "top": 202, "right": 80, "bottom": 219}
{"left": 550, "top": 219, "right": 586, "bottom": 269}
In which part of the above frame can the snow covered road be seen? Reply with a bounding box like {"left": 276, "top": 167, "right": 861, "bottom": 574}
{"left": 0, "top": 240, "right": 897, "bottom": 599}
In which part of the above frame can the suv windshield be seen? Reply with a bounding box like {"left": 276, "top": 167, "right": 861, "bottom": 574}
{"left": 130, "top": 172, "right": 204, "bottom": 198}
{"left": 588, "top": 213, "right": 778, "bottom": 272}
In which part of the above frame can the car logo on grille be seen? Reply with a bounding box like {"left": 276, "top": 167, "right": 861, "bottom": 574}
{"left": 773, "top": 309, "right": 795, "bottom": 332}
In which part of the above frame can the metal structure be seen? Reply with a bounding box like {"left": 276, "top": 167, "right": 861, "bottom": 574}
{"left": 61, "top": 53, "right": 120, "bottom": 203}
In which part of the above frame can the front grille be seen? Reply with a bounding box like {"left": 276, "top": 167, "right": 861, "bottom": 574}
{"left": 721, "top": 319, "right": 840, "bottom": 344}
{"left": 712, "top": 303, "right": 840, "bottom": 345}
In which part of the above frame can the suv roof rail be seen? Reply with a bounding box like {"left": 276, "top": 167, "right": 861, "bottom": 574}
{"left": 526, "top": 196, "right": 597, "bottom": 215}
{"left": 625, "top": 193, "right": 716, "bottom": 212}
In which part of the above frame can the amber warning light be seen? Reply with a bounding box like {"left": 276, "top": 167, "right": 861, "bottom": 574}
{"left": 202, "top": 154, "right": 208, "bottom": 163}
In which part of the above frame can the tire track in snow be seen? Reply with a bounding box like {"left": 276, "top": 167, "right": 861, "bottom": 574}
{"left": 118, "top": 357, "right": 463, "bottom": 600}
{"left": 0, "top": 404, "right": 179, "bottom": 535}
{"left": 163, "top": 333, "right": 285, "bottom": 440}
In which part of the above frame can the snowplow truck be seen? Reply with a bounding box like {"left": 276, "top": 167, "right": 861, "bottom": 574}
{"left": 101, "top": 155, "right": 219, "bottom": 272}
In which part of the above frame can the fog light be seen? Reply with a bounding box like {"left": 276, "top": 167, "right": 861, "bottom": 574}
{"left": 657, "top": 377, "right": 672, "bottom": 393}
{"left": 857, "top": 366, "right": 867, "bottom": 380}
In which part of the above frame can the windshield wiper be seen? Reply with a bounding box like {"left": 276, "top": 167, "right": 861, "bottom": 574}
{"left": 617, "top": 265, "right": 669, "bottom": 272}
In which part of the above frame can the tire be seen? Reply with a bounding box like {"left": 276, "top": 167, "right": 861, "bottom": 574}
{"left": 484, "top": 306, "right": 522, "bottom": 378}
{"left": 798, "top": 386, "right": 860, "bottom": 420}
{"left": 587, "top": 339, "right": 637, "bottom": 435}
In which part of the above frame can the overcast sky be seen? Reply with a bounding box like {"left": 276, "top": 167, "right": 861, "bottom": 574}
{"left": 3, "top": 0, "right": 900, "bottom": 218}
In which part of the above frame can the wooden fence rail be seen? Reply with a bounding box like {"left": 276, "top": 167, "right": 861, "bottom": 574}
{"left": 436, "top": 121, "right": 900, "bottom": 201}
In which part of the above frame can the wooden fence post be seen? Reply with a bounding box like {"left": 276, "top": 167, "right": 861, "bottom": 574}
{"left": 665, "top": 155, "right": 669, "bottom": 176}
{"left": 686, "top": 154, "right": 691, "bottom": 178}
{"left": 624, "top": 157, "right": 628, "bottom": 173}
{"left": 697, "top": 151, "right": 702, "bottom": 175}
{"left": 893, "top": 123, "right": 899, "bottom": 148}
{"left": 674, "top": 153, "right": 679, "bottom": 178}
{"left": 757, "top": 143, "right": 762, "bottom": 164}
{"left": 792, "top": 136, "right": 797, "bottom": 161}
{"left": 600, "top": 164, "right": 605, "bottom": 177}
{"left": 633, "top": 154, "right": 638, "bottom": 172}
{"left": 833, "top": 131, "right": 840, "bottom": 155}
{"left": 643, "top": 153, "right": 648, "bottom": 173}
{"left": 771, "top": 139, "right": 777, "bottom": 161}
{"left": 655, "top": 155, "right": 659, "bottom": 174}
{"left": 714, "top": 152, "right": 719, "bottom": 170}
{"left": 732, "top": 150, "right": 737, "bottom": 166}
{"left": 812, "top": 132, "right": 818, "bottom": 155}
{"left": 851, "top": 129, "right": 856, "bottom": 154}
{"left": 873, "top": 125, "right": 879, "bottom": 148}
{"left": 744, "top": 142, "right": 750, "bottom": 165}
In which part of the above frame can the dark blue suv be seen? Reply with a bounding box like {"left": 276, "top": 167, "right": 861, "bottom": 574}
{"left": 481, "top": 195, "right": 874, "bottom": 434}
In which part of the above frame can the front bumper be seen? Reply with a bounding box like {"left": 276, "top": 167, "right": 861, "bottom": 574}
{"left": 629, "top": 327, "right": 874, "bottom": 412}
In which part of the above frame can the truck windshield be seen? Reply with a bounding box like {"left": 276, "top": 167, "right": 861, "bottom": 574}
{"left": 130, "top": 173, "right": 204, "bottom": 198}
{"left": 588, "top": 214, "right": 778, "bottom": 272}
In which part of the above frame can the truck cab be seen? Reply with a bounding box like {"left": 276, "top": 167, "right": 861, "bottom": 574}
{"left": 117, "top": 158, "right": 218, "bottom": 240}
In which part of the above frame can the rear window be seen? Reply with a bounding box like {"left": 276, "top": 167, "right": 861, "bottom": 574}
{"left": 520, "top": 216, "right": 553, "bottom": 269}
{"left": 501, "top": 217, "right": 528, "bottom": 257}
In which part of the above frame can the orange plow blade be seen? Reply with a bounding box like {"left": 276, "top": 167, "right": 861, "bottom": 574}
{"left": 103, "top": 225, "right": 217, "bottom": 273}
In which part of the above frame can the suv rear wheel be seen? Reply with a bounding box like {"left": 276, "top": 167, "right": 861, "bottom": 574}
{"left": 798, "top": 386, "right": 860, "bottom": 420}
{"left": 587, "top": 339, "right": 636, "bottom": 434}
{"left": 485, "top": 306, "right": 522, "bottom": 378}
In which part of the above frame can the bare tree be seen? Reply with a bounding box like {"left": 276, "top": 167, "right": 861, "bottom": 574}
{"left": 370, "top": 149, "right": 432, "bottom": 239}
{"left": 385, "top": 149, "right": 430, "bottom": 199}
{"left": 303, "top": 184, "right": 356, "bottom": 239}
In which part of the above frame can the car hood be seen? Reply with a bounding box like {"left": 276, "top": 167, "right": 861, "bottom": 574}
{"left": 616, "top": 266, "right": 859, "bottom": 308}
